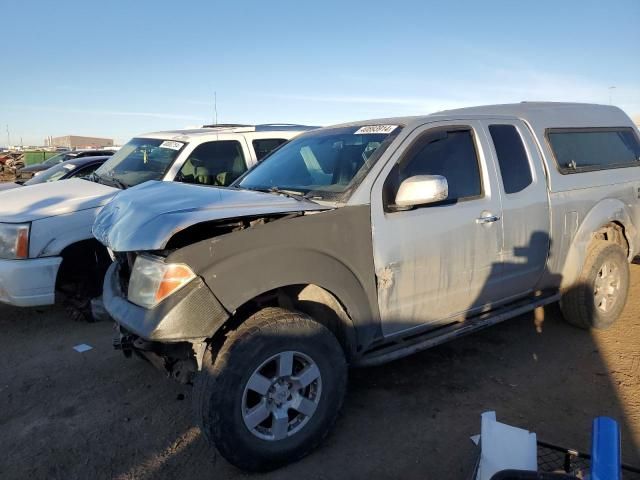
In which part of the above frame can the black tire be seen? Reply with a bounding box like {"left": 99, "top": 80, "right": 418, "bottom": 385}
{"left": 561, "top": 240, "right": 629, "bottom": 329}
{"left": 66, "top": 302, "right": 94, "bottom": 323}
{"left": 57, "top": 242, "right": 112, "bottom": 323}
{"left": 65, "top": 295, "right": 109, "bottom": 323}
{"left": 62, "top": 282, "right": 102, "bottom": 323}
{"left": 193, "top": 307, "right": 347, "bottom": 472}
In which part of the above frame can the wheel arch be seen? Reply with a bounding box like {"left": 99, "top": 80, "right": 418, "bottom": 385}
{"left": 201, "top": 250, "right": 378, "bottom": 354}
{"left": 164, "top": 205, "right": 382, "bottom": 359}
{"left": 217, "top": 283, "right": 360, "bottom": 360}
{"left": 183, "top": 248, "right": 381, "bottom": 361}
{"left": 55, "top": 238, "right": 112, "bottom": 296}
{"left": 560, "top": 198, "right": 636, "bottom": 289}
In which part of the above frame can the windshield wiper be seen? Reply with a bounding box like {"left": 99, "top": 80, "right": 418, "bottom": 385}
{"left": 108, "top": 176, "right": 129, "bottom": 190}
{"left": 88, "top": 171, "right": 128, "bottom": 189}
{"left": 303, "top": 191, "right": 325, "bottom": 201}
{"left": 247, "top": 186, "right": 326, "bottom": 203}
{"left": 266, "top": 187, "right": 310, "bottom": 202}
{"left": 87, "top": 171, "right": 105, "bottom": 185}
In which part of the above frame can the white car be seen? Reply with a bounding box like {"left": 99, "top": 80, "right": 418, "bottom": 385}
{"left": 0, "top": 124, "right": 315, "bottom": 319}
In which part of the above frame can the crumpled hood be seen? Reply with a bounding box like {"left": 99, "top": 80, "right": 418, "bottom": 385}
{"left": 0, "top": 178, "right": 118, "bottom": 223}
{"left": 93, "top": 181, "right": 330, "bottom": 252}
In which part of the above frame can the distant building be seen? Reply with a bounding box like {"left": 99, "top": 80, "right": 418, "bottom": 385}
{"left": 46, "top": 135, "right": 114, "bottom": 149}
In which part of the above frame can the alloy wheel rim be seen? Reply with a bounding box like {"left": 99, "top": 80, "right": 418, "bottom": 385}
{"left": 594, "top": 261, "right": 621, "bottom": 313}
{"left": 242, "top": 351, "right": 322, "bottom": 441}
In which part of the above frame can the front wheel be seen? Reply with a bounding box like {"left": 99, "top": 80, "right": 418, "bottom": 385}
{"left": 193, "top": 307, "right": 347, "bottom": 472}
{"left": 561, "top": 240, "right": 630, "bottom": 329}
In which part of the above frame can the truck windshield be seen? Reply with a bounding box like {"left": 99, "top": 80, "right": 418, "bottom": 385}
{"left": 95, "top": 138, "right": 185, "bottom": 187}
{"left": 237, "top": 125, "right": 401, "bottom": 200}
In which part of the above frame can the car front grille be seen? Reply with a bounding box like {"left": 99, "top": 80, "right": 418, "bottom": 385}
{"left": 114, "top": 252, "right": 136, "bottom": 296}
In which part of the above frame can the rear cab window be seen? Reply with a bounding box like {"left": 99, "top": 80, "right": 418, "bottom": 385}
{"left": 547, "top": 127, "right": 640, "bottom": 174}
{"left": 489, "top": 124, "right": 533, "bottom": 194}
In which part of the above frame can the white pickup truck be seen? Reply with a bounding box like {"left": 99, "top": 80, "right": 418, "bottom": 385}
{"left": 0, "top": 124, "right": 314, "bottom": 319}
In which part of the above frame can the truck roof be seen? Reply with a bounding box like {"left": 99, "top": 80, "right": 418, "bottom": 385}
{"left": 330, "top": 102, "right": 637, "bottom": 131}
{"left": 139, "top": 124, "right": 319, "bottom": 141}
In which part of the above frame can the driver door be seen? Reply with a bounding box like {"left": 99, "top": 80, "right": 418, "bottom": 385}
{"left": 370, "top": 120, "right": 504, "bottom": 337}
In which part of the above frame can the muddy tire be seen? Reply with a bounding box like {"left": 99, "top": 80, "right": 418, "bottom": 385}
{"left": 193, "top": 307, "right": 347, "bottom": 472}
{"left": 561, "top": 240, "right": 629, "bottom": 329}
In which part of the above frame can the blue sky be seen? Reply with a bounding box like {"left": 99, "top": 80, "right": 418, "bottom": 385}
{"left": 2, "top": 0, "right": 639, "bottom": 145}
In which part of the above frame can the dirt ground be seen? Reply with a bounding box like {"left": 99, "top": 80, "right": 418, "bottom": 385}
{"left": 1, "top": 269, "right": 639, "bottom": 479}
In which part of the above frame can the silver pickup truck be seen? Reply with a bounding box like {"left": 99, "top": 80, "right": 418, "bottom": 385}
{"left": 93, "top": 102, "right": 640, "bottom": 471}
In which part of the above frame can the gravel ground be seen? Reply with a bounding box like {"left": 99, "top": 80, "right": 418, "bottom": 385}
{"left": 1, "top": 267, "right": 639, "bottom": 479}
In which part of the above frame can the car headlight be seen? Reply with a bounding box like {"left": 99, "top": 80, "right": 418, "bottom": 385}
{"left": 0, "top": 223, "right": 30, "bottom": 259}
{"left": 128, "top": 255, "right": 196, "bottom": 308}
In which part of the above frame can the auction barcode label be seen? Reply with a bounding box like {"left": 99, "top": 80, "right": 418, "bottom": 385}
{"left": 159, "top": 141, "right": 185, "bottom": 150}
{"left": 354, "top": 125, "right": 398, "bottom": 135}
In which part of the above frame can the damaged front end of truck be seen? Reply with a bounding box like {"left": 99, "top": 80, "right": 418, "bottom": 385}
{"left": 93, "top": 180, "right": 333, "bottom": 382}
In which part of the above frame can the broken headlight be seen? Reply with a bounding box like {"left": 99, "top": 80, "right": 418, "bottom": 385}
{"left": 0, "top": 223, "right": 30, "bottom": 259}
{"left": 128, "top": 254, "right": 195, "bottom": 308}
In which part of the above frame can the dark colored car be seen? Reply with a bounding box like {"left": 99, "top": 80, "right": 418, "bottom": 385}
{"left": 0, "top": 156, "right": 109, "bottom": 192}
{"left": 17, "top": 150, "right": 115, "bottom": 180}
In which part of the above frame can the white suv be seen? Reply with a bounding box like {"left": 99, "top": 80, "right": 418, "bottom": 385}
{"left": 0, "top": 124, "right": 315, "bottom": 319}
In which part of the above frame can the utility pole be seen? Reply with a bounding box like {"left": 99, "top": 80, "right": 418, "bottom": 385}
{"left": 608, "top": 86, "right": 616, "bottom": 105}
{"left": 214, "top": 91, "right": 218, "bottom": 125}
{"left": 5, "top": 124, "right": 9, "bottom": 147}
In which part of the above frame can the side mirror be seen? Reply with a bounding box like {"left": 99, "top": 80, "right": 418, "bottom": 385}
{"left": 394, "top": 175, "right": 448, "bottom": 208}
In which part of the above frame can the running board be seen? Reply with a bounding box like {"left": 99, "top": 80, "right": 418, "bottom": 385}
{"left": 357, "top": 293, "right": 561, "bottom": 367}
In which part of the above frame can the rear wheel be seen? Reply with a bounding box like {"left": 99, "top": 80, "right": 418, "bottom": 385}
{"left": 561, "top": 240, "right": 629, "bottom": 329}
{"left": 193, "top": 307, "right": 347, "bottom": 472}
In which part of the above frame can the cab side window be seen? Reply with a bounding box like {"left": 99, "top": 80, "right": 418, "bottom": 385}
{"left": 384, "top": 128, "right": 482, "bottom": 207}
{"left": 253, "top": 138, "right": 287, "bottom": 161}
{"left": 178, "top": 140, "right": 246, "bottom": 186}
{"left": 489, "top": 124, "right": 532, "bottom": 194}
{"left": 547, "top": 127, "right": 640, "bottom": 173}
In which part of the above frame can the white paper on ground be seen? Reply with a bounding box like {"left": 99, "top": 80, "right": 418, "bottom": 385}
{"left": 73, "top": 344, "right": 93, "bottom": 353}
{"left": 477, "top": 411, "right": 537, "bottom": 480}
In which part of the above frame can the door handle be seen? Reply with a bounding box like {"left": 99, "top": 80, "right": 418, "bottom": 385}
{"left": 476, "top": 214, "right": 500, "bottom": 224}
